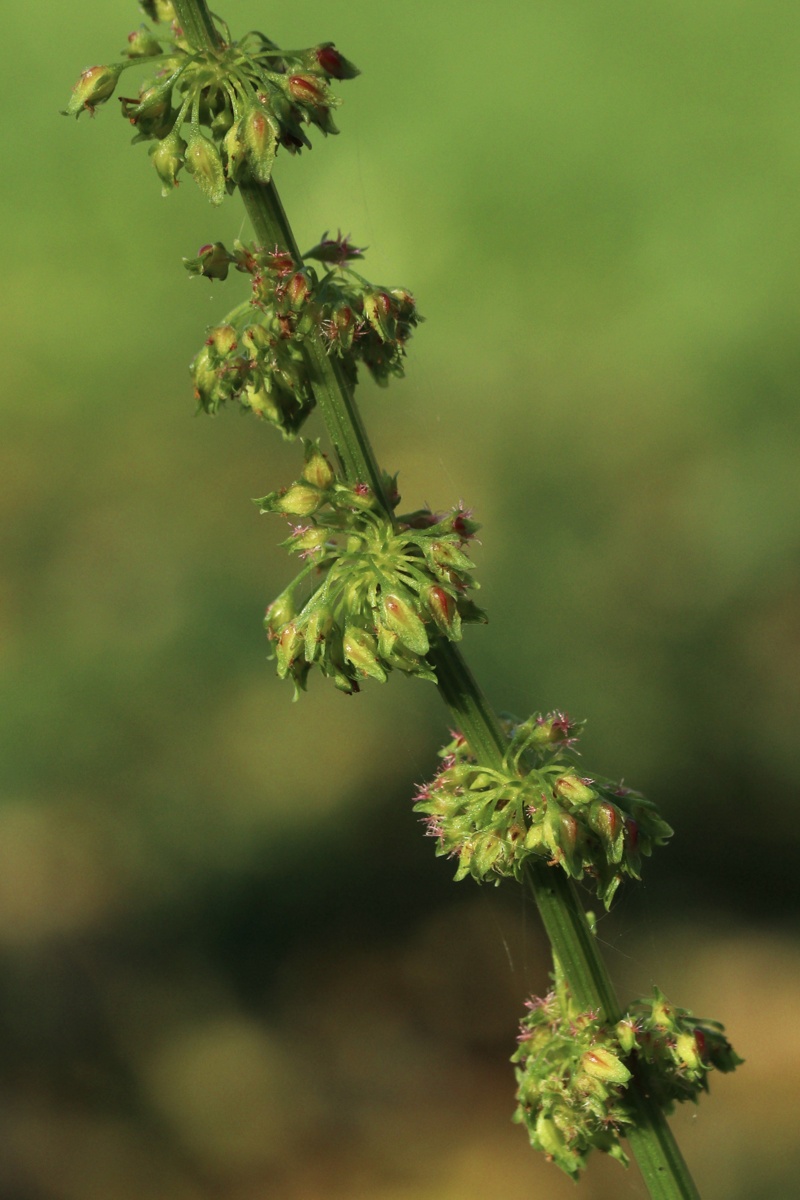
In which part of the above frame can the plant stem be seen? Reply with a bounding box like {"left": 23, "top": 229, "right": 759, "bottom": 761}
{"left": 172, "top": 0, "right": 219, "bottom": 51}
{"left": 239, "top": 174, "right": 701, "bottom": 1200}
{"left": 173, "top": 1, "right": 702, "bottom": 1194}
{"left": 239, "top": 180, "right": 390, "bottom": 508}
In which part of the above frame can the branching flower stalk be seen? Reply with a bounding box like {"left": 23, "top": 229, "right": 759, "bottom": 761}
{"left": 63, "top": 3, "right": 741, "bottom": 1195}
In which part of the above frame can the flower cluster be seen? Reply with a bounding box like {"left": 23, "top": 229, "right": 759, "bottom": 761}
{"left": 62, "top": 3, "right": 358, "bottom": 203}
{"left": 512, "top": 984, "right": 633, "bottom": 1179}
{"left": 413, "top": 712, "right": 673, "bottom": 906}
{"left": 185, "top": 235, "right": 422, "bottom": 436}
{"left": 259, "top": 442, "right": 486, "bottom": 694}
{"left": 622, "top": 988, "right": 743, "bottom": 1109}
{"left": 512, "top": 967, "right": 742, "bottom": 1179}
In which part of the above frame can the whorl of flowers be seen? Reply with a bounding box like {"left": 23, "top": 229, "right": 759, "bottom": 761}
{"left": 61, "top": 3, "right": 359, "bottom": 202}
{"left": 259, "top": 442, "right": 486, "bottom": 694}
{"left": 413, "top": 712, "right": 673, "bottom": 906}
{"left": 513, "top": 965, "right": 743, "bottom": 1179}
{"left": 185, "top": 234, "right": 422, "bottom": 437}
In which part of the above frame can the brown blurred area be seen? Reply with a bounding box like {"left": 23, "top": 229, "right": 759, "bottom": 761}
{"left": 2, "top": 1, "right": 800, "bottom": 1197}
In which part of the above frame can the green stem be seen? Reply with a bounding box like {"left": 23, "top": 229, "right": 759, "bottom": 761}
{"left": 171, "top": 0, "right": 220, "bottom": 52}
{"left": 239, "top": 180, "right": 389, "bottom": 507}
{"left": 174, "top": 1, "right": 702, "bottom": 1195}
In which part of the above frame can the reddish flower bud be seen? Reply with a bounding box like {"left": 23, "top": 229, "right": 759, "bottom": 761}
{"left": 595, "top": 801, "right": 618, "bottom": 839}
{"left": 581, "top": 1047, "right": 631, "bottom": 1086}
{"left": 344, "top": 482, "right": 378, "bottom": 511}
{"left": 554, "top": 773, "right": 596, "bottom": 805}
{"left": 343, "top": 625, "right": 386, "bottom": 682}
{"left": 315, "top": 43, "right": 360, "bottom": 80}
{"left": 287, "top": 74, "right": 328, "bottom": 107}
{"left": 363, "top": 289, "right": 396, "bottom": 341}
{"left": 558, "top": 811, "right": 579, "bottom": 855}
{"left": 264, "top": 249, "right": 296, "bottom": 278}
{"left": 625, "top": 818, "right": 639, "bottom": 850}
{"left": 304, "top": 231, "right": 365, "bottom": 265}
{"left": 381, "top": 593, "right": 429, "bottom": 656}
{"left": 424, "top": 585, "right": 462, "bottom": 639}
{"left": 335, "top": 304, "right": 354, "bottom": 331}
{"left": 287, "top": 270, "right": 312, "bottom": 310}
{"left": 62, "top": 64, "right": 124, "bottom": 117}
{"left": 243, "top": 106, "right": 278, "bottom": 184}
{"left": 183, "top": 242, "right": 233, "bottom": 281}
{"left": 401, "top": 509, "right": 439, "bottom": 530}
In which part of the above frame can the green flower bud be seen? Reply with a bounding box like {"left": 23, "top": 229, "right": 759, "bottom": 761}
{"left": 62, "top": 64, "right": 124, "bottom": 118}
{"left": 343, "top": 625, "right": 387, "bottom": 682}
{"left": 223, "top": 120, "right": 247, "bottom": 183}
{"left": 524, "top": 711, "right": 581, "bottom": 749}
{"left": 535, "top": 1113, "right": 568, "bottom": 1159}
{"left": 424, "top": 539, "right": 475, "bottom": 574}
{"left": 243, "top": 105, "right": 278, "bottom": 184}
{"left": 303, "top": 607, "right": 334, "bottom": 663}
{"left": 140, "top": 0, "right": 176, "bottom": 22}
{"left": 338, "top": 482, "right": 379, "bottom": 512}
{"left": 524, "top": 823, "right": 546, "bottom": 852}
{"left": 301, "top": 443, "right": 335, "bottom": 490}
{"left": 363, "top": 289, "right": 396, "bottom": 341}
{"left": 184, "top": 132, "right": 226, "bottom": 206}
{"left": 242, "top": 385, "right": 281, "bottom": 424}
{"left": 649, "top": 991, "right": 673, "bottom": 1031}
{"left": 675, "top": 1031, "right": 703, "bottom": 1072}
{"left": 286, "top": 524, "right": 327, "bottom": 556}
{"left": 275, "top": 622, "right": 302, "bottom": 676}
{"left": 264, "top": 593, "right": 295, "bottom": 634}
{"left": 207, "top": 324, "right": 238, "bottom": 356}
{"left": 554, "top": 773, "right": 596, "bottom": 805}
{"left": 581, "top": 1047, "right": 631, "bottom": 1086}
{"left": 273, "top": 484, "right": 323, "bottom": 517}
{"left": 587, "top": 800, "right": 624, "bottom": 863}
{"left": 121, "top": 84, "right": 171, "bottom": 127}
{"left": 332, "top": 303, "right": 357, "bottom": 350}
{"left": 240, "top": 323, "right": 272, "bottom": 353}
{"left": 381, "top": 592, "right": 429, "bottom": 656}
{"left": 615, "top": 1018, "right": 638, "bottom": 1054}
{"left": 125, "top": 26, "right": 163, "bottom": 58}
{"left": 424, "top": 584, "right": 462, "bottom": 639}
{"left": 286, "top": 73, "right": 333, "bottom": 108}
{"left": 286, "top": 270, "right": 312, "bottom": 311}
{"left": 210, "top": 104, "right": 235, "bottom": 139}
{"left": 190, "top": 345, "right": 218, "bottom": 409}
{"left": 150, "top": 128, "right": 186, "bottom": 195}
{"left": 183, "top": 242, "right": 233, "bottom": 281}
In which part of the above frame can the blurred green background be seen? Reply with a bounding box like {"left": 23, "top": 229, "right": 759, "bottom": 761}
{"left": 2, "top": 1, "right": 799, "bottom": 1196}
